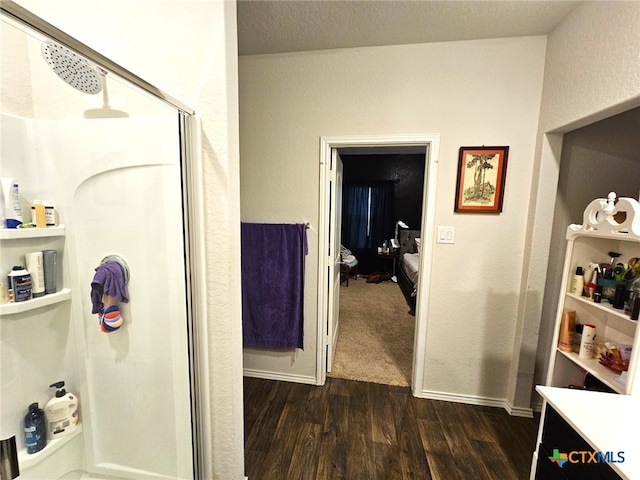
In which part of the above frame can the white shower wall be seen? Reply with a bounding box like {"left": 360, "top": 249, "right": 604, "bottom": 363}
{"left": 0, "top": 112, "right": 193, "bottom": 479}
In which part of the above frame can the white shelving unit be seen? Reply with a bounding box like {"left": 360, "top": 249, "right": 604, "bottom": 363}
{"left": 531, "top": 193, "right": 640, "bottom": 480}
{"left": 546, "top": 192, "right": 640, "bottom": 396}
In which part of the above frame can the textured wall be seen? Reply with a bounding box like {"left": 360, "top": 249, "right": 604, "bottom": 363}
{"left": 240, "top": 36, "right": 547, "bottom": 403}
{"left": 515, "top": 1, "right": 640, "bottom": 409}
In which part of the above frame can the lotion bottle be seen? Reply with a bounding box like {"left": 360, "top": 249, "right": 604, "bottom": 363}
{"left": 44, "top": 381, "right": 79, "bottom": 439}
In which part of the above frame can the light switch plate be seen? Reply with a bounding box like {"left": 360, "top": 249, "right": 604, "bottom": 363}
{"left": 437, "top": 226, "right": 455, "bottom": 244}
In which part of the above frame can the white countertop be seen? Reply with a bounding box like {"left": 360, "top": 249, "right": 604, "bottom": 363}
{"left": 537, "top": 386, "right": 639, "bottom": 480}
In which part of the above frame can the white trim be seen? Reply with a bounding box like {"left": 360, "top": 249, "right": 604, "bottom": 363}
{"left": 243, "top": 369, "right": 317, "bottom": 385}
{"left": 184, "top": 115, "right": 213, "bottom": 479}
{"left": 317, "top": 133, "right": 440, "bottom": 393}
{"left": 415, "top": 388, "right": 534, "bottom": 418}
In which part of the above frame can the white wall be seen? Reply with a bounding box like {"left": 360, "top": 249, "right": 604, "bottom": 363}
{"left": 518, "top": 1, "right": 640, "bottom": 407}
{"left": 239, "top": 36, "right": 547, "bottom": 407}
{"left": 8, "top": 1, "right": 245, "bottom": 478}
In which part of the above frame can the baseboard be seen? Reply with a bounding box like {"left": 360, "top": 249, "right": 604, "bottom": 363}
{"left": 243, "top": 368, "right": 318, "bottom": 385}
{"left": 416, "top": 389, "right": 534, "bottom": 418}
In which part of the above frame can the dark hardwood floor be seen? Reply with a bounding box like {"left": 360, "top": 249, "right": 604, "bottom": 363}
{"left": 244, "top": 377, "right": 540, "bottom": 479}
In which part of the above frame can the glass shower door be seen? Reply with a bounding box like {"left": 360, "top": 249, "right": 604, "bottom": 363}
{"left": 1, "top": 7, "right": 195, "bottom": 480}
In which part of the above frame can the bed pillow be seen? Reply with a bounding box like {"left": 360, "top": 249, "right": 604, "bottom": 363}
{"left": 414, "top": 238, "right": 421, "bottom": 254}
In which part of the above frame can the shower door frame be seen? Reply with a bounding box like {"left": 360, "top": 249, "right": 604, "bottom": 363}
{"left": 0, "top": 1, "right": 208, "bottom": 478}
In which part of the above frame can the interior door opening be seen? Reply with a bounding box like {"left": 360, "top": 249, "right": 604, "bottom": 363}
{"left": 329, "top": 148, "right": 426, "bottom": 387}
{"left": 317, "top": 134, "right": 440, "bottom": 397}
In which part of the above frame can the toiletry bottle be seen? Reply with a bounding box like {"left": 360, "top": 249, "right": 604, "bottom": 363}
{"left": 43, "top": 200, "right": 56, "bottom": 227}
{"left": 25, "top": 252, "right": 45, "bottom": 298}
{"left": 44, "top": 381, "right": 79, "bottom": 438}
{"left": 594, "top": 285, "right": 603, "bottom": 303}
{"left": 23, "top": 403, "right": 46, "bottom": 454}
{"left": 42, "top": 250, "right": 57, "bottom": 294}
{"left": 579, "top": 324, "right": 597, "bottom": 359}
{"left": 1, "top": 178, "right": 23, "bottom": 228}
{"left": 612, "top": 283, "right": 627, "bottom": 309}
{"left": 558, "top": 310, "right": 575, "bottom": 352}
{"left": 8, "top": 266, "right": 32, "bottom": 302}
{"left": 30, "top": 200, "right": 45, "bottom": 228}
{"left": 571, "top": 266, "right": 585, "bottom": 296}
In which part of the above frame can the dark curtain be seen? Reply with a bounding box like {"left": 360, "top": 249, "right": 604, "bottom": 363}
{"left": 370, "top": 182, "right": 394, "bottom": 248}
{"left": 342, "top": 184, "right": 369, "bottom": 249}
{"left": 342, "top": 181, "right": 394, "bottom": 274}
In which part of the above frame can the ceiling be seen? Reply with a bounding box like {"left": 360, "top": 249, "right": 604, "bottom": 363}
{"left": 237, "top": 0, "right": 582, "bottom": 56}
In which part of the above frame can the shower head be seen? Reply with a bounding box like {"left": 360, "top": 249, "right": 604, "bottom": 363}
{"left": 41, "top": 41, "right": 102, "bottom": 94}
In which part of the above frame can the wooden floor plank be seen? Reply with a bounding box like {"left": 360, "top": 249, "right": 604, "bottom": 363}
{"left": 243, "top": 377, "right": 539, "bottom": 480}
{"left": 368, "top": 383, "right": 397, "bottom": 445}
{"left": 286, "top": 422, "right": 322, "bottom": 479}
{"left": 417, "top": 418, "right": 460, "bottom": 480}
{"left": 396, "top": 403, "right": 432, "bottom": 480}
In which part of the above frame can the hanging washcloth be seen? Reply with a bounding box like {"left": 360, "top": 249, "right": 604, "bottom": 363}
{"left": 241, "top": 223, "right": 308, "bottom": 349}
{"left": 90, "top": 261, "right": 129, "bottom": 314}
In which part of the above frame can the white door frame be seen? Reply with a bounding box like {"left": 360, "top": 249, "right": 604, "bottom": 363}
{"left": 316, "top": 133, "right": 440, "bottom": 395}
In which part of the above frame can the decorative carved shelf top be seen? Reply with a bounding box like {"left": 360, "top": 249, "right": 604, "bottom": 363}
{"left": 568, "top": 192, "right": 640, "bottom": 241}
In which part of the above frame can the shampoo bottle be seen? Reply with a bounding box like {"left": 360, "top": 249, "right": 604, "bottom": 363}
{"left": 23, "top": 403, "right": 46, "bottom": 454}
{"left": 44, "top": 381, "right": 79, "bottom": 439}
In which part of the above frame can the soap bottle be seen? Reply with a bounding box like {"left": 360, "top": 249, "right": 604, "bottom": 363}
{"left": 44, "top": 381, "right": 79, "bottom": 438}
{"left": 571, "top": 266, "right": 584, "bottom": 296}
{"left": 23, "top": 403, "right": 46, "bottom": 454}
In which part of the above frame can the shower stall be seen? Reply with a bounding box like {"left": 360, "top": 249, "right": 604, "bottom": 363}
{"left": 1, "top": 2, "right": 201, "bottom": 479}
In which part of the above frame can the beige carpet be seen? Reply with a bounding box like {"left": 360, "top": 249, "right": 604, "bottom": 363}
{"left": 328, "top": 277, "right": 415, "bottom": 387}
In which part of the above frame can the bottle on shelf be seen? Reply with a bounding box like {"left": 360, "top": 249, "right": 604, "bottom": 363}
{"left": 23, "top": 403, "right": 46, "bottom": 454}
{"left": 8, "top": 266, "right": 32, "bottom": 302}
{"left": 30, "top": 200, "right": 46, "bottom": 228}
{"left": 44, "top": 381, "right": 79, "bottom": 439}
{"left": 557, "top": 310, "right": 575, "bottom": 352}
{"left": 571, "top": 266, "right": 584, "bottom": 296}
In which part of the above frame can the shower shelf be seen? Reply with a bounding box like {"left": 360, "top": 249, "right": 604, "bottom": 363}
{"left": 0, "top": 288, "right": 71, "bottom": 316}
{"left": 0, "top": 224, "right": 65, "bottom": 240}
{"left": 18, "top": 425, "right": 82, "bottom": 471}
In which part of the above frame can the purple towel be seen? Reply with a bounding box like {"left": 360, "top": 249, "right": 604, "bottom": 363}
{"left": 90, "top": 261, "right": 129, "bottom": 314}
{"left": 241, "top": 223, "right": 308, "bottom": 349}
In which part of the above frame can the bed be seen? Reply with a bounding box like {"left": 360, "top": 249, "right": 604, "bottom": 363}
{"left": 397, "top": 229, "right": 421, "bottom": 315}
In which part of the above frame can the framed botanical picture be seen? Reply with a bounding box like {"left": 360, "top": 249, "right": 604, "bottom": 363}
{"left": 454, "top": 146, "right": 509, "bottom": 213}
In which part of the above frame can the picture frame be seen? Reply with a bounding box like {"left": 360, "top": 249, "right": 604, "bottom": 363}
{"left": 454, "top": 146, "right": 509, "bottom": 213}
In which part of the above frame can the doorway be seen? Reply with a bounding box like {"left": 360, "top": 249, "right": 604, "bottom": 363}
{"left": 330, "top": 150, "right": 425, "bottom": 386}
{"left": 316, "top": 134, "right": 440, "bottom": 397}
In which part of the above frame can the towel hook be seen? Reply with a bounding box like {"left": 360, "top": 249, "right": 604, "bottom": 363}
{"left": 101, "top": 254, "right": 130, "bottom": 285}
